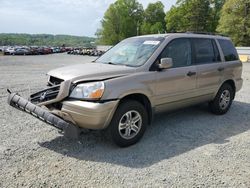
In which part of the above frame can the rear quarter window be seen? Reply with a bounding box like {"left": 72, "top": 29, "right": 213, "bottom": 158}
{"left": 218, "top": 39, "right": 239, "bottom": 61}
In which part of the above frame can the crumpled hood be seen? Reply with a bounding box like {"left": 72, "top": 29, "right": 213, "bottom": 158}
{"left": 47, "top": 62, "right": 136, "bottom": 82}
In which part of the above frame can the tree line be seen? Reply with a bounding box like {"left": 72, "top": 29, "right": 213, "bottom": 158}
{"left": 97, "top": 0, "right": 250, "bottom": 46}
{"left": 0, "top": 33, "right": 95, "bottom": 47}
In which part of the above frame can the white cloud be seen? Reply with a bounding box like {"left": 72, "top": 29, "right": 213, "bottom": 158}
{"left": 0, "top": 0, "right": 176, "bottom": 36}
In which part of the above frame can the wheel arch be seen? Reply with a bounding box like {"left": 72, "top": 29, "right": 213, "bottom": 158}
{"left": 217, "top": 79, "right": 236, "bottom": 99}
{"left": 118, "top": 93, "right": 153, "bottom": 125}
{"left": 222, "top": 79, "right": 236, "bottom": 99}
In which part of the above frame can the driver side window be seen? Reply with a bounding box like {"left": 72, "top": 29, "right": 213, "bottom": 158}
{"left": 160, "top": 38, "right": 192, "bottom": 68}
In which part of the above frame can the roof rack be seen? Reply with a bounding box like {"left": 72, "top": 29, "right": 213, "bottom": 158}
{"left": 185, "top": 31, "right": 228, "bottom": 37}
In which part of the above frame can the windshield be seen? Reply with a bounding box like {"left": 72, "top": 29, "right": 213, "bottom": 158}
{"left": 96, "top": 37, "right": 164, "bottom": 67}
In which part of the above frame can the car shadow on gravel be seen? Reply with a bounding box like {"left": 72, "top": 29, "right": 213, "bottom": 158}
{"left": 39, "top": 101, "right": 250, "bottom": 168}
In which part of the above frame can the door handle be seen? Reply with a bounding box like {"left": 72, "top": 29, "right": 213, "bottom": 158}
{"left": 218, "top": 67, "right": 225, "bottom": 72}
{"left": 187, "top": 71, "right": 196, "bottom": 77}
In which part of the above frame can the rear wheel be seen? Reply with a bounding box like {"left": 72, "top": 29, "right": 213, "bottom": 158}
{"left": 209, "top": 83, "right": 234, "bottom": 115}
{"left": 109, "top": 100, "right": 148, "bottom": 147}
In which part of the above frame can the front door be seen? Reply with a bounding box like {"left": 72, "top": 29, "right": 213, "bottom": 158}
{"left": 154, "top": 38, "right": 197, "bottom": 111}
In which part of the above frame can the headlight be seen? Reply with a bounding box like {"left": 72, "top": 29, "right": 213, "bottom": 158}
{"left": 69, "top": 82, "right": 105, "bottom": 100}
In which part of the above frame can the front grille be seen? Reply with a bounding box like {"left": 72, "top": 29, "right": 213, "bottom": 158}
{"left": 48, "top": 76, "right": 64, "bottom": 86}
{"left": 30, "top": 85, "right": 60, "bottom": 104}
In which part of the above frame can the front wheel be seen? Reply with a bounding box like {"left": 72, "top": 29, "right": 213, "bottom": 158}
{"left": 109, "top": 100, "right": 148, "bottom": 147}
{"left": 209, "top": 83, "right": 234, "bottom": 115}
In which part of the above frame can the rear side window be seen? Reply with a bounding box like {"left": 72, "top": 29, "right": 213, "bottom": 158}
{"left": 193, "top": 38, "right": 220, "bottom": 64}
{"left": 160, "top": 38, "right": 192, "bottom": 68}
{"left": 218, "top": 39, "right": 239, "bottom": 61}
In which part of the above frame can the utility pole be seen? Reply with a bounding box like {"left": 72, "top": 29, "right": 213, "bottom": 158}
{"left": 137, "top": 21, "right": 140, "bottom": 36}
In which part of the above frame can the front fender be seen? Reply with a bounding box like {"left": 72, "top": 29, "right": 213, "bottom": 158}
{"left": 102, "top": 72, "right": 156, "bottom": 106}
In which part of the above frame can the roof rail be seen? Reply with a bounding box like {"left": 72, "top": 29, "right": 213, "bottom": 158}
{"left": 185, "top": 31, "right": 228, "bottom": 37}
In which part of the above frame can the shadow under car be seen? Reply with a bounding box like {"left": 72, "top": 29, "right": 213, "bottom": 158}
{"left": 39, "top": 101, "right": 250, "bottom": 168}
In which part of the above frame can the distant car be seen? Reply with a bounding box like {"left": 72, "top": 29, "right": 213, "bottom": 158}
{"left": 37, "top": 47, "right": 45, "bottom": 55}
{"left": 73, "top": 49, "right": 80, "bottom": 55}
{"left": 29, "top": 47, "right": 39, "bottom": 55}
{"left": 98, "top": 50, "right": 105, "bottom": 56}
{"left": 86, "top": 49, "right": 91, "bottom": 55}
{"left": 4, "top": 47, "right": 16, "bottom": 55}
{"left": 52, "top": 47, "right": 61, "bottom": 53}
{"left": 13, "top": 48, "right": 31, "bottom": 55}
{"left": 60, "top": 48, "right": 67, "bottom": 53}
{"left": 43, "top": 47, "right": 53, "bottom": 54}
{"left": 90, "top": 49, "right": 98, "bottom": 56}
{"left": 65, "top": 47, "right": 72, "bottom": 52}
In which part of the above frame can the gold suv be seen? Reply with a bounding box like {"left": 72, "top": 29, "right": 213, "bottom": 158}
{"left": 8, "top": 33, "right": 243, "bottom": 147}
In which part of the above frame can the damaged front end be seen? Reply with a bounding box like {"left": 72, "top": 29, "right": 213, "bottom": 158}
{"left": 7, "top": 77, "right": 81, "bottom": 139}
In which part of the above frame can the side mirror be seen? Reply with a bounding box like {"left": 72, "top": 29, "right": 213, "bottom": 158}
{"left": 158, "top": 58, "right": 173, "bottom": 70}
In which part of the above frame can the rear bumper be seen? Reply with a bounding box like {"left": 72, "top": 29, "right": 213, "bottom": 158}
{"left": 235, "top": 78, "right": 243, "bottom": 92}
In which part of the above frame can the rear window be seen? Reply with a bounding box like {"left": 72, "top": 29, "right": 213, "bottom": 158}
{"left": 193, "top": 38, "right": 220, "bottom": 64}
{"left": 218, "top": 39, "right": 239, "bottom": 61}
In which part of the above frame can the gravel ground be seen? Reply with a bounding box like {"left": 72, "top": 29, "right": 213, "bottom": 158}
{"left": 0, "top": 54, "right": 250, "bottom": 187}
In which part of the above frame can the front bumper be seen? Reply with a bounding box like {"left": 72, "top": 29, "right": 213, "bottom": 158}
{"left": 8, "top": 92, "right": 119, "bottom": 131}
{"left": 58, "top": 100, "right": 119, "bottom": 129}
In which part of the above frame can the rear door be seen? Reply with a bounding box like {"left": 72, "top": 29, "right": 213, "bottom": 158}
{"left": 192, "top": 38, "right": 223, "bottom": 95}
{"left": 217, "top": 39, "right": 242, "bottom": 91}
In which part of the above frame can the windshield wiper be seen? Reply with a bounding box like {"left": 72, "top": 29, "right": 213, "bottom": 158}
{"left": 106, "top": 62, "right": 119, "bottom": 65}
{"left": 102, "top": 61, "right": 135, "bottom": 67}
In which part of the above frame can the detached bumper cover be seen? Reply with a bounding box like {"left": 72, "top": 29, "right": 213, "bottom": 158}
{"left": 7, "top": 93, "right": 80, "bottom": 138}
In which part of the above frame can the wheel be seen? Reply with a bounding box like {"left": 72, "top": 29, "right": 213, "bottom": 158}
{"left": 109, "top": 100, "right": 148, "bottom": 147}
{"left": 209, "top": 83, "right": 234, "bottom": 115}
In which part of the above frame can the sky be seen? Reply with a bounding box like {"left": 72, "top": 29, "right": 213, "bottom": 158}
{"left": 0, "top": 0, "right": 177, "bottom": 37}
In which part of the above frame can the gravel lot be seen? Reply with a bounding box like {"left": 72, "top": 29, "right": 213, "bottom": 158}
{"left": 0, "top": 54, "right": 250, "bottom": 187}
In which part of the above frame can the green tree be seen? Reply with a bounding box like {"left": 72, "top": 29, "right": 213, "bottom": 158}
{"left": 165, "top": 5, "right": 185, "bottom": 32}
{"left": 97, "top": 0, "right": 143, "bottom": 45}
{"left": 184, "top": 0, "right": 211, "bottom": 31}
{"left": 208, "top": 0, "right": 226, "bottom": 32}
{"left": 167, "top": 0, "right": 211, "bottom": 32}
{"left": 166, "top": 0, "right": 224, "bottom": 33}
{"left": 217, "top": 0, "right": 250, "bottom": 46}
{"left": 0, "top": 34, "right": 95, "bottom": 46}
{"left": 141, "top": 1, "right": 166, "bottom": 34}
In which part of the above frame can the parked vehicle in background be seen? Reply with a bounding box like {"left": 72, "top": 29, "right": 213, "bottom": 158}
{"left": 1, "top": 45, "right": 108, "bottom": 57}
{"left": 1, "top": 45, "right": 71, "bottom": 56}
{"left": 43, "top": 47, "right": 53, "bottom": 54}
{"left": 4, "top": 47, "right": 16, "bottom": 55}
{"left": 52, "top": 47, "right": 60, "bottom": 53}
{"left": 67, "top": 47, "right": 108, "bottom": 57}
{"left": 13, "top": 48, "right": 31, "bottom": 55}
{"left": 8, "top": 33, "right": 243, "bottom": 147}
{"left": 60, "top": 47, "right": 67, "bottom": 53}
{"left": 37, "top": 47, "right": 52, "bottom": 55}
{"left": 29, "top": 46, "right": 39, "bottom": 55}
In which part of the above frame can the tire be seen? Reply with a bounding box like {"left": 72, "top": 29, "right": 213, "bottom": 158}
{"left": 109, "top": 100, "right": 148, "bottom": 147}
{"left": 209, "top": 83, "right": 234, "bottom": 115}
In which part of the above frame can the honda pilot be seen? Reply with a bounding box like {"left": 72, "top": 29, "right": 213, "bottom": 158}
{"left": 8, "top": 33, "right": 243, "bottom": 147}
